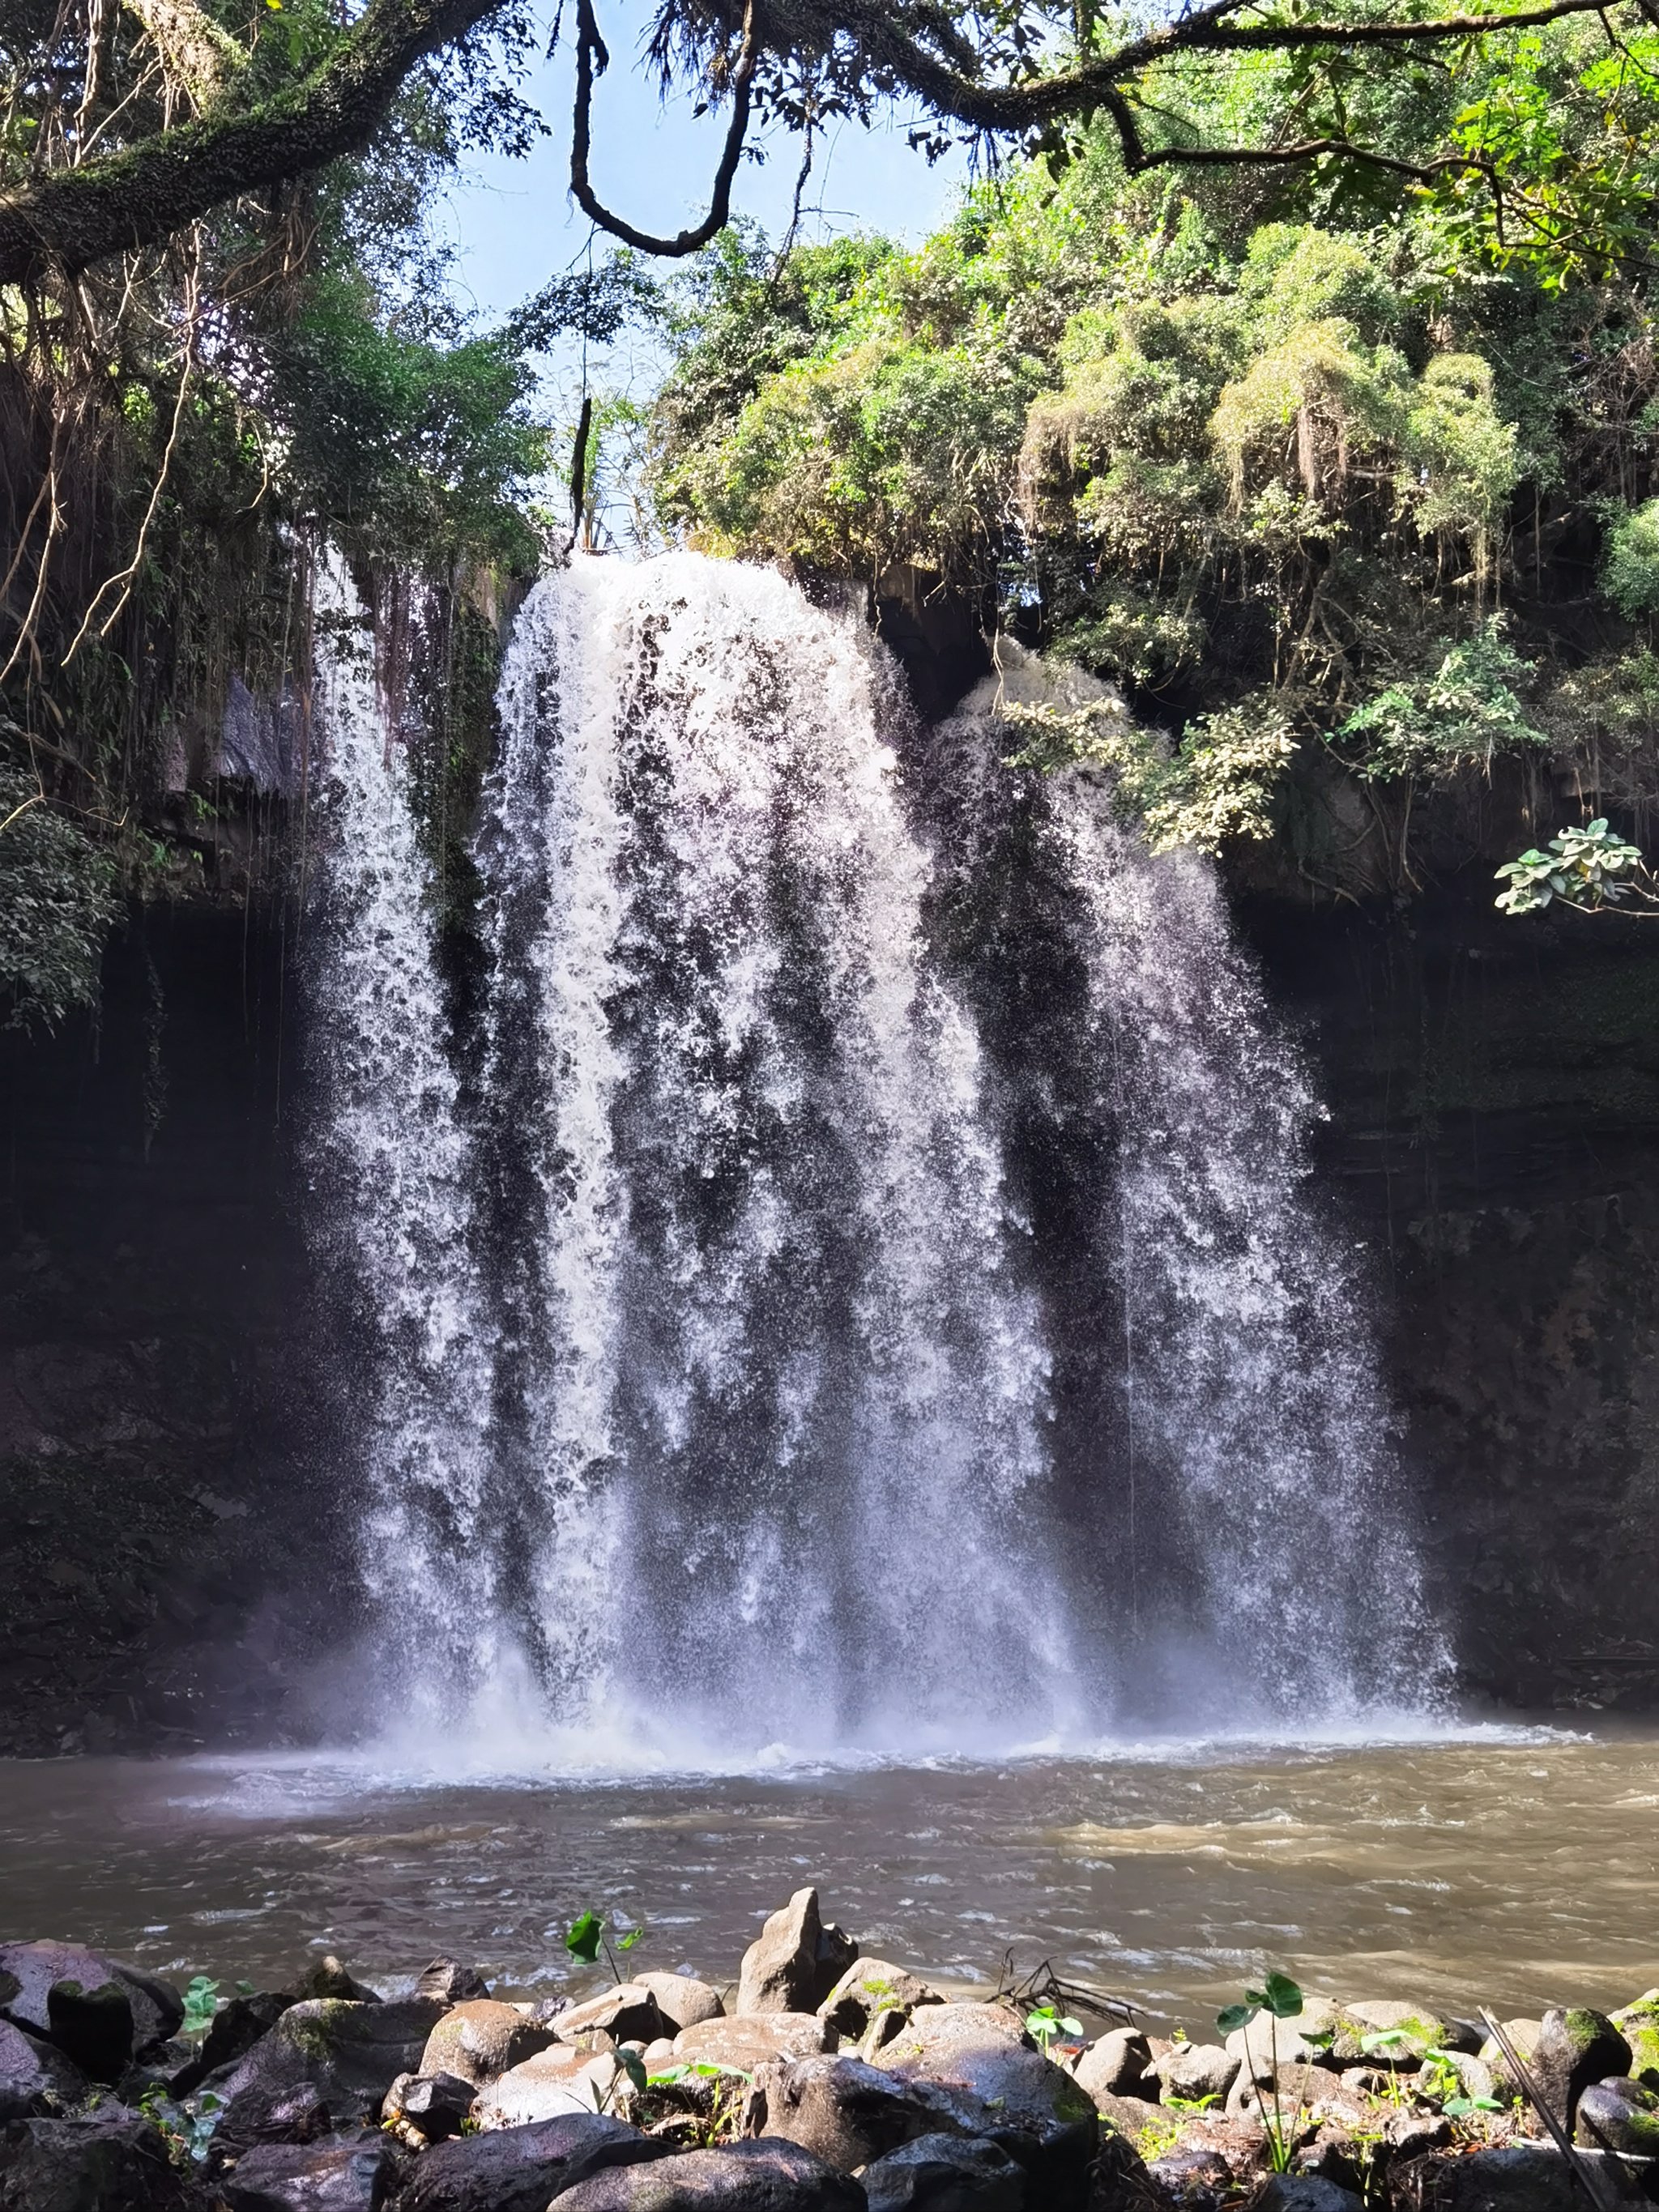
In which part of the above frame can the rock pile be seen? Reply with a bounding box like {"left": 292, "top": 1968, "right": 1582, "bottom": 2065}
{"left": 2, "top": 1895, "right": 1655, "bottom": 2211}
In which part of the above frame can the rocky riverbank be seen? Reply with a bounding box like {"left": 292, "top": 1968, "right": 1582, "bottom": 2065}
{"left": 3, "top": 1887, "right": 1657, "bottom": 2210}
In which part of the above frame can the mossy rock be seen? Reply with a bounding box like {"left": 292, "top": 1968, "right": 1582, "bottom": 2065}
{"left": 1610, "top": 1995, "right": 1659, "bottom": 2090}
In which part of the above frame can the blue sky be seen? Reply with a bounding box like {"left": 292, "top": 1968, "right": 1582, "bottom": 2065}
{"left": 437, "top": 36, "right": 973, "bottom": 326}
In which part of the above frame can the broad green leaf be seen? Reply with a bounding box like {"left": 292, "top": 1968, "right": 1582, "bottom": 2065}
{"left": 1217, "top": 2003, "right": 1256, "bottom": 2033}
{"left": 617, "top": 1926, "right": 643, "bottom": 1951}
{"left": 565, "top": 1911, "right": 604, "bottom": 1964}
{"left": 1262, "top": 1971, "right": 1303, "bottom": 2018}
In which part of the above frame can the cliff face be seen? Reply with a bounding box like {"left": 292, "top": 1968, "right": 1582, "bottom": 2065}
{"left": 1246, "top": 877, "right": 1659, "bottom": 1712}
{"left": 4, "top": 859, "right": 1659, "bottom": 1753}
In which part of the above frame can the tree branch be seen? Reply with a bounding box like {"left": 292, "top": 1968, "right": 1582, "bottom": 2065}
{"left": 569, "top": 0, "right": 757, "bottom": 255}
{"left": 0, "top": 0, "right": 501, "bottom": 289}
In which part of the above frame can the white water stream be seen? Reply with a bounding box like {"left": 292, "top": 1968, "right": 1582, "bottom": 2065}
{"left": 307, "top": 552, "right": 1440, "bottom": 1764}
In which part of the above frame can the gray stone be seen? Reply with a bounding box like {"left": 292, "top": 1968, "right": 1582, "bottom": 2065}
{"left": 382, "top": 2070, "right": 476, "bottom": 2142}
{"left": 860, "top": 2133, "right": 1026, "bottom": 2211}
{"left": 419, "top": 2001, "right": 557, "bottom": 2086}
{"left": 553, "top": 2138, "right": 866, "bottom": 2210}
{"left": 1073, "top": 2031, "right": 1154, "bottom": 2104}
{"left": 292, "top": 1958, "right": 382, "bottom": 2005}
{"left": 0, "top": 2021, "right": 85, "bottom": 2122}
{"left": 673, "top": 2017, "right": 838, "bottom": 2070}
{"left": 1412, "top": 2146, "right": 1581, "bottom": 2212}
{"left": 738, "top": 1894, "right": 859, "bottom": 2018}
{"left": 633, "top": 1975, "right": 725, "bottom": 2035}
{"left": 817, "top": 1963, "right": 939, "bottom": 2048}
{"left": 1228, "top": 2063, "right": 1370, "bottom": 2129}
{"left": 871, "top": 2002, "right": 1097, "bottom": 2205}
{"left": 1575, "top": 2079, "right": 1659, "bottom": 2156}
{"left": 0, "top": 1944, "right": 182, "bottom": 2062}
{"left": 220, "top": 2130, "right": 398, "bottom": 2212}
{"left": 207, "top": 1997, "right": 450, "bottom": 2131}
{"left": 555, "top": 1988, "right": 671, "bottom": 2049}
{"left": 172, "top": 1993, "right": 295, "bottom": 2097}
{"left": 1530, "top": 2010, "right": 1631, "bottom": 2133}
{"left": 413, "top": 1963, "right": 491, "bottom": 2006}
{"left": 203, "top": 2082, "right": 333, "bottom": 2170}
{"left": 1609, "top": 1997, "right": 1659, "bottom": 2091}
{"left": 749, "top": 2054, "right": 942, "bottom": 2171}
{"left": 0, "top": 2116, "right": 197, "bottom": 2212}
{"left": 1148, "top": 2149, "right": 1233, "bottom": 2210}
{"left": 1255, "top": 2179, "right": 1361, "bottom": 2212}
{"left": 391, "top": 2113, "right": 672, "bottom": 2212}
{"left": 1154, "top": 2044, "right": 1239, "bottom": 2106}
{"left": 472, "top": 2045, "right": 597, "bottom": 2129}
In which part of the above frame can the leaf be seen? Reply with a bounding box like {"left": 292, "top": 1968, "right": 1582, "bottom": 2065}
{"left": 1060, "top": 2015, "right": 1084, "bottom": 2036}
{"left": 565, "top": 1911, "right": 604, "bottom": 1964}
{"left": 615, "top": 2048, "right": 647, "bottom": 2095}
{"left": 617, "top": 1926, "right": 643, "bottom": 1951}
{"left": 1262, "top": 1971, "right": 1303, "bottom": 2018}
{"left": 1217, "top": 2004, "right": 1257, "bottom": 2033}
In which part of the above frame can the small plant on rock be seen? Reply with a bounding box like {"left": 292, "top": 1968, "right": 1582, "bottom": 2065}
{"left": 1218, "top": 1970, "right": 1305, "bottom": 2173}
{"left": 1026, "top": 2002, "right": 1084, "bottom": 2057}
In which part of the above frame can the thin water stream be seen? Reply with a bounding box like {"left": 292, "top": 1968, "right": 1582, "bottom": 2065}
{"left": 2, "top": 1734, "right": 1653, "bottom": 2026}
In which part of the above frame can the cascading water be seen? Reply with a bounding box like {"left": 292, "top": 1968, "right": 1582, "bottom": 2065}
{"left": 309, "top": 549, "right": 1442, "bottom": 1762}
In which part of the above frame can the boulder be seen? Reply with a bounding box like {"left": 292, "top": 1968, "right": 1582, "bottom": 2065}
{"left": 0, "top": 2022, "right": 85, "bottom": 2122}
{"left": 1147, "top": 2149, "right": 1233, "bottom": 2210}
{"left": 203, "top": 2082, "right": 333, "bottom": 2170}
{"left": 1339, "top": 2005, "right": 1445, "bottom": 2068}
{"left": 1087, "top": 2091, "right": 1162, "bottom": 2139}
{"left": 673, "top": 2018, "right": 837, "bottom": 2071}
{"left": 1228, "top": 2064, "right": 1370, "bottom": 2129}
{"left": 220, "top": 2130, "right": 399, "bottom": 2212}
{"left": 1610, "top": 1997, "right": 1659, "bottom": 2091}
{"left": 817, "top": 1964, "right": 939, "bottom": 2048}
{"left": 292, "top": 1959, "right": 382, "bottom": 2005}
{"left": 552, "top": 2137, "right": 866, "bottom": 2210}
{"left": 1254, "top": 2180, "right": 1361, "bottom": 2212}
{"left": 1529, "top": 2010, "right": 1631, "bottom": 2133}
{"left": 419, "top": 2001, "right": 557, "bottom": 2087}
{"left": 1154, "top": 2045, "right": 1238, "bottom": 2106}
{"left": 413, "top": 1964, "right": 491, "bottom": 2005}
{"left": 391, "top": 2114, "right": 672, "bottom": 2212}
{"left": 476, "top": 2047, "right": 618, "bottom": 2129}
{"left": 173, "top": 1994, "right": 295, "bottom": 2097}
{"left": 1575, "top": 2078, "right": 1659, "bottom": 2155}
{"left": 737, "top": 1894, "right": 858, "bottom": 2018}
{"left": 207, "top": 1997, "right": 450, "bottom": 2132}
{"left": 871, "top": 2003, "right": 1098, "bottom": 2206}
{"left": 555, "top": 1989, "right": 670, "bottom": 2049}
{"left": 0, "top": 2116, "right": 197, "bottom": 2212}
{"left": 633, "top": 1975, "right": 724, "bottom": 2035}
{"left": 1073, "top": 2032, "right": 1154, "bottom": 2105}
{"left": 860, "top": 2133, "right": 1026, "bottom": 2211}
{"left": 749, "top": 2055, "right": 944, "bottom": 2171}
{"left": 0, "top": 1945, "right": 182, "bottom": 2062}
{"left": 1410, "top": 2146, "right": 1580, "bottom": 2212}
{"left": 382, "top": 2071, "right": 476, "bottom": 2143}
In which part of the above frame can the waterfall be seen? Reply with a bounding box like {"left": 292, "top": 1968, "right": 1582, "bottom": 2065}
{"left": 308, "top": 550, "right": 1441, "bottom": 1763}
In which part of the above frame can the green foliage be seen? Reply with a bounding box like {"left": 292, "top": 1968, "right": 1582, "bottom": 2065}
{"left": 1218, "top": 1972, "right": 1304, "bottom": 2173}
{"left": 0, "top": 771, "right": 119, "bottom": 1030}
{"left": 1337, "top": 624, "right": 1550, "bottom": 782}
{"left": 1495, "top": 818, "right": 1648, "bottom": 914}
{"left": 1025, "top": 2003, "right": 1083, "bottom": 2053}
{"left": 1603, "top": 500, "right": 1659, "bottom": 623}
{"left": 180, "top": 1976, "right": 221, "bottom": 2038}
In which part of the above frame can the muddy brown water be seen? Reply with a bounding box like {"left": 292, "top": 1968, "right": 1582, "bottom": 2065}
{"left": 2, "top": 1731, "right": 1656, "bottom": 2032}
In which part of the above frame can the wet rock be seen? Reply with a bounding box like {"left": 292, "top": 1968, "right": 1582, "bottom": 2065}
{"left": 555, "top": 1989, "right": 670, "bottom": 2049}
{"left": 674, "top": 2017, "right": 838, "bottom": 2070}
{"left": 861, "top": 2133, "right": 1026, "bottom": 2211}
{"left": 45, "top": 1979, "right": 134, "bottom": 2085}
{"left": 1407, "top": 2146, "right": 1580, "bottom": 2212}
{"left": 382, "top": 2071, "right": 476, "bottom": 2144}
{"left": 391, "top": 2113, "right": 672, "bottom": 2212}
{"left": 0, "top": 2115, "right": 198, "bottom": 2212}
{"left": 1147, "top": 2149, "right": 1231, "bottom": 2211}
{"left": 220, "top": 2129, "right": 399, "bottom": 2212}
{"left": 0, "top": 1945, "right": 181, "bottom": 2069}
{"left": 207, "top": 1997, "right": 450, "bottom": 2131}
{"left": 738, "top": 1894, "right": 859, "bottom": 2018}
{"left": 0, "top": 2022, "right": 86, "bottom": 2122}
{"left": 1256, "top": 2177, "right": 1361, "bottom": 2212}
{"left": 633, "top": 1975, "right": 724, "bottom": 2035}
{"left": 554, "top": 2137, "right": 865, "bottom": 2210}
{"left": 872, "top": 2002, "right": 1098, "bottom": 2206}
{"left": 1530, "top": 2010, "right": 1631, "bottom": 2133}
{"left": 1073, "top": 2032, "right": 1154, "bottom": 2105}
{"left": 1154, "top": 2045, "right": 1238, "bottom": 2106}
{"left": 817, "top": 1964, "right": 939, "bottom": 2048}
{"left": 1610, "top": 1997, "right": 1659, "bottom": 2091}
{"left": 173, "top": 1994, "right": 294, "bottom": 2098}
{"left": 203, "top": 2082, "right": 333, "bottom": 2169}
{"left": 413, "top": 1963, "right": 490, "bottom": 2006}
{"left": 293, "top": 1959, "right": 382, "bottom": 2005}
{"left": 749, "top": 2054, "right": 943, "bottom": 2171}
{"left": 1575, "top": 2079, "right": 1659, "bottom": 2155}
{"left": 419, "top": 2001, "right": 557, "bottom": 2087}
